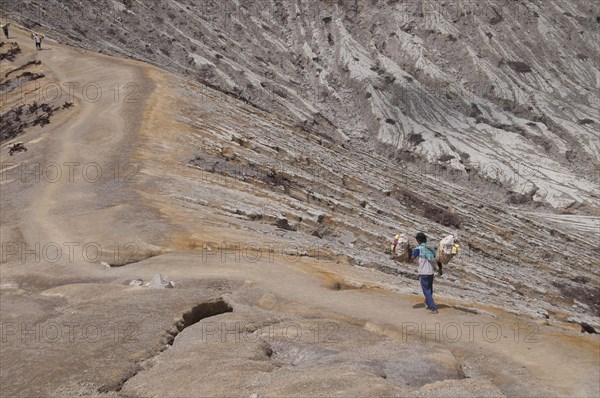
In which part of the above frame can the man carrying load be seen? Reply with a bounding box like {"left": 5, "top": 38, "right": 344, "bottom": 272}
{"left": 412, "top": 232, "right": 440, "bottom": 314}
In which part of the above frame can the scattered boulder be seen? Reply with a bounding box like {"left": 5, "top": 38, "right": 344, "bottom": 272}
{"left": 580, "top": 322, "right": 598, "bottom": 334}
{"left": 312, "top": 228, "right": 325, "bottom": 238}
{"left": 339, "top": 232, "right": 357, "bottom": 245}
{"left": 128, "top": 279, "right": 144, "bottom": 287}
{"left": 577, "top": 119, "right": 595, "bottom": 125}
{"left": 220, "top": 146, "right": 236, "bottom": 161}
{"left": 149, "top": 273, "right": 174, "bottom": 289}
{"left": 276, "top": 217, "right": 297, "bottom": 231}
{"left": 247, "top": 211, "right": 262, "bottom": 221}
{"left": 507, "top": 61, "right": 532, "bottom": 73}
{"left": 536, "top": 319, "right": 550, "bottom": 326}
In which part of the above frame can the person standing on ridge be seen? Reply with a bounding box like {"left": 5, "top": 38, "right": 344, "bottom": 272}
{"left": 32, "top": 33, "right": 43, "bottom": 50}
{"left": 2, "top": 23, "right": 9, "bottom": 39}
{"left": 412, "top": 232, "right": 440, "bottom": 314}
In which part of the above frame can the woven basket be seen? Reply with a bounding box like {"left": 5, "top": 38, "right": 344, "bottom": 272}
{"left": 435, "top": 251, "right": 455, "bottom": 265}
{"left": 392, "top": 242, "right": 412, "bottom": 263}
{"left": 393, "top": 249, "right": 412, "bottom": 263}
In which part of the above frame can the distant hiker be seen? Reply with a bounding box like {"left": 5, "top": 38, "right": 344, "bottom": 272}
{"left": 412, "top": 232, "right": 441, "bottom": 314}
{"left": 32, "top": 33, "right": 43, "bottom": 50}
{"left": 2, "top": 23, "right": 9, "bottom": 39}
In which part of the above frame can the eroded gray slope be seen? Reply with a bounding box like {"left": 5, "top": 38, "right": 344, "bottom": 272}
{"left": 7, "top": 0, "right": 600, "bottom": 207}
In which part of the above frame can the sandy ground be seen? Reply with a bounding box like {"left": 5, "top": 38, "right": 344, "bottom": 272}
{"left": 1, "top": 25, "right": 599, "bottom": 397}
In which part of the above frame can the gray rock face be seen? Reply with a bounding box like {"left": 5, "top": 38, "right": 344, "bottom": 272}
{"left": 8, "top": 0, "right": 600, "bottom": 207}
{"left": 160, "top": 72, "right": 599, "bottom": 324}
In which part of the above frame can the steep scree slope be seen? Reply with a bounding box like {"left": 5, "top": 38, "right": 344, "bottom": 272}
{"left": 6, "top": 0, "right": 600, "bottom": 207}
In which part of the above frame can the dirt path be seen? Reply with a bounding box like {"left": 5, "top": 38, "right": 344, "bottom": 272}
{"left": 3, "top": 26, "right": 166, "bottom": 264}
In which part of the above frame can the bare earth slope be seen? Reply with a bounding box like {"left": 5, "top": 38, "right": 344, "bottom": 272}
{"left": 0, "top": 24, "right": 599, "bottom": 397}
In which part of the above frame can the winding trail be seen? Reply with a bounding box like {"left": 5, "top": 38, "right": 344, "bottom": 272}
{"left": 3, "top": 27, "right": 166, "bottom": 263}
